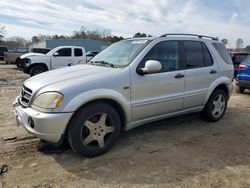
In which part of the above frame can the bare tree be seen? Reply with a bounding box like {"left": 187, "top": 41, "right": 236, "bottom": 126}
{"left": 72, "top": 26, "right": 87, "bottom": 39}
{"left": 7, "top": 36, "right": 28, "bottom": 47}
{"left": 236, "top": 38, "right": 244, "bottom": 50}
{"left": 0, "top": 25, "right": 6, "bottom": 41}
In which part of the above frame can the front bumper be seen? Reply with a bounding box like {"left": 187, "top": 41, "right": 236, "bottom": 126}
{"left": 236, "top": 80, "right": 250, "bottom": 89}
{"left": 13, "top": 100, "right": 73, "bottom": 144}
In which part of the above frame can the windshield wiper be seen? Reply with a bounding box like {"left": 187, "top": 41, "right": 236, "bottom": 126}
{"left": 90, "top": 61, "right": 118, "bottom": 68}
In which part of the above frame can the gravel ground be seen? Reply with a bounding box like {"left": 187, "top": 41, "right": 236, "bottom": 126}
{"left": 1, "top": 63, "right": 250, "bottom": 188}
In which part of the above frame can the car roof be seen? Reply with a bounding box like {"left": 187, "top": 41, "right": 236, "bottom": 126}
{"left": 126, "top": 34, "right": 220, "bottom": 44}
{"left": 54, "top": 46, "right": 84, "bottom": 48}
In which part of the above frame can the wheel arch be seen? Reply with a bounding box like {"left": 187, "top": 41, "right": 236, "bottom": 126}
{"left": 63, "top": 97, "right": 128, "bottom": 145}
{"left": 26, "top": 63, "right": 49, "bottom": 73}
{"left": 205, "top": 78, "right": 232, "bottom": 104}
{"left": 63, "top": 89, "right": 132, "bottom": 133}
{"left": 73, "top": 98, "right": 126, "bottom": 130}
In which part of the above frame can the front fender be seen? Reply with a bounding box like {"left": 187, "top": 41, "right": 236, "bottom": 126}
{"left": 204, "top": 77, "right": 233, "bottom": 104}
{"left": 29, "top": 56, "right": 50, "bottom": 69}
{"left": 63, "top": 89, "right": 132, "bottom": 123}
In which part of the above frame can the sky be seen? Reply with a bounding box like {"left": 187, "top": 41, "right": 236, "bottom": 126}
{"left": 0, "top": 0, "right": 249, "bottom": 47}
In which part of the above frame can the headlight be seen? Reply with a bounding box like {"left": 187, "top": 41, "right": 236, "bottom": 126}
{"left": 32, "top": 92, "right": 64, "bottom": 109}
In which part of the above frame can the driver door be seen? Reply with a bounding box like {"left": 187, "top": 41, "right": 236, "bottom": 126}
{"left": 51, "top": 48, "right": 73, "bottom": 69}
{"left": 130, "top": 41, "right": 185, "bottom": 121}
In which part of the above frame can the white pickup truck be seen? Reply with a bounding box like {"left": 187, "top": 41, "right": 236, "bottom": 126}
{"left": 20, "top": 46, "right": 86, "bottom": 76}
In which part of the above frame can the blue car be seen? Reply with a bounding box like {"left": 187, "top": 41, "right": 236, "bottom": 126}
{"left": 236, "top": 55, "right": 250, "bottom": 93}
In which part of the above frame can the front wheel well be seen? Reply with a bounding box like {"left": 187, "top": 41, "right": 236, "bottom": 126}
{"left": 15, "top": 57, "right": 21, "bottom": 64}
{"left": 26, "top": 63, "right": 48, "bottom": 73}
{"left": 66, "top": 99, "right": 127, "bottom": 134}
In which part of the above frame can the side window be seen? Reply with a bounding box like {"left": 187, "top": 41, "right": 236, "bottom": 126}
{"left": 56, "top": 48, "right": 71, "bottom": 57}
{"left": 74, "top": 48, "right": 83, "bottom": 57}
{"left": 184, "top": 41, "right": 204, "bottom": 68}
{"left": 141, "top": 41, "right": 180, "bottom": 72}
{"left": 202, "top": 43, "right": 213, "bottom": 66}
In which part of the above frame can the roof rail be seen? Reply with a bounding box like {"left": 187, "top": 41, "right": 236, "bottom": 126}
{"left": 160, "top": 33, "right": 218, "bottom": 41}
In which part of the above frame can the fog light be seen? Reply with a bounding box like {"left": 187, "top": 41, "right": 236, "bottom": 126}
{"left": 28, "top": 116, "right": 34, "bottom": 128}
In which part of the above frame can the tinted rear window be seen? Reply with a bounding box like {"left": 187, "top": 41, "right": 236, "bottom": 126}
{"left": 184, "top": 41, "right": 204, "bottom": 68}
{"left": 202, "top": 43, "right": 213, "bottom": 66}
{"left": 74, "top": 48, "right": 83, "bottom": 57}
{"left": 213, "top": 43, "right": 232, "bottom": 65}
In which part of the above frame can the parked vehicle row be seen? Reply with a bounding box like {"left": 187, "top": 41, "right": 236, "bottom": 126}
{"left": 13, "top": 34, "right": 234, "bottom": 157}
{"left": 4, "top": 47, "right": 51, "bottom": 64}
{"left": 18, "top": 46, "right": 86, "bottom": 76}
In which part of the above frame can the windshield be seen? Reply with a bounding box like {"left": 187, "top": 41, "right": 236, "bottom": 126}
{"left": 47, "top": 49, "right": 55, "bottom": 56}
{"left": 90, "top": 39, "right": 152, "bottom": 67}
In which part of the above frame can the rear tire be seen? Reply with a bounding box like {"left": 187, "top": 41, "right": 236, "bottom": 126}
{"left": 67, "top": 102, "right": 121, "bottom": 157}
{"left": 236, "top": 85, "right": 245, "bottom": 93}
{"left": 202, "top": 89, "right": 227, "bottom": 122}
{"left": 30, "top": 66, "right": 46, "bottom": 76}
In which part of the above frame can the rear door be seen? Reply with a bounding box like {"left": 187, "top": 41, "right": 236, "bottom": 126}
{"left": 182, "top": 40, "right": 218, "bottom": 109}
{"left": 51, "top": 48, "right": 73, "bottom": 69}
{"left": 74, "top": 48, "right": 86, "bottom": 64}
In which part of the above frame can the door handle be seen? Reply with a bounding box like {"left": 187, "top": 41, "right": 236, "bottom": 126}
{"left": 174, "top": 73, "right": 184, "bottom": 79}
{"left": 209, "top": 70, "right": 217, "bottom": 74}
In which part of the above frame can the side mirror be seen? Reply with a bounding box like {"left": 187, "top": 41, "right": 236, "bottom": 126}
{"left": 53, "top": 52, "right": 59, "bottom": 56}
{"left": 137, "top": 60, "right": 162, "bottom": 75}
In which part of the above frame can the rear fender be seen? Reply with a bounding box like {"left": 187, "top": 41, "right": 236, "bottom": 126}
{"left": 205, "top": 77, "right": 233, "bottom": 104}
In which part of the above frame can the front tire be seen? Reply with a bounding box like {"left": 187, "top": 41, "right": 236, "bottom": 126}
{"left": 67, "top": 102, "right": 121, "bottom": 157}
{"left": 30, "top": 66, "right": 46, "bottom": 76}
{"left": 202, "top": 89, "right": 227, "bottom": 122}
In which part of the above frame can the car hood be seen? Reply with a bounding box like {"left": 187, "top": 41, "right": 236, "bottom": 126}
{"left": 20, "top": 52, "right": 46, "bottom": 59}
{"left": 23, "top": 64, "right": 120, "bottom": 93}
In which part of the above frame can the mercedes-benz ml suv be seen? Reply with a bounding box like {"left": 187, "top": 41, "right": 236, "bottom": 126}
{"left": 14, "top": 34, "right": 234, "bottom": 157}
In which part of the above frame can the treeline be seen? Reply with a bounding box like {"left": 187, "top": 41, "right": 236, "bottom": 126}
{"left": 1, "top": 24, "right": 250, "bottom": 52}
{"left": 0, "top": 25, "right": 152, "bottom": 48}
{"left": 31, "top": 27, "right": 126, "bottom": 44}
{"left": 30, "top": 29, "right": 152, "bottom": 44}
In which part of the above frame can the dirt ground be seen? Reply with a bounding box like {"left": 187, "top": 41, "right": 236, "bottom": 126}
{"left": 0, "top": 62, "right": 250, "bottom": 188}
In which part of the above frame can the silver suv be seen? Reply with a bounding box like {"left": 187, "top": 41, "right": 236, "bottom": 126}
{"left": 14, "top": 34, "right": 234, "bottom": 157}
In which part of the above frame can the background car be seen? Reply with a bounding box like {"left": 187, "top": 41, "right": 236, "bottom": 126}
{"left": 86, "top": 51, "right": 99, "bottom": 61}
{"left": 0, "top": 46, "right": 8, "bottom": 60}
{"left": 20, "top": 46, "right": 86, "bottom": 76}
{"left": 235, "top": 55, "right": 250, "bottom": 93}
{"left": 4, "top": 48, "right": 29, "bottom": 64}
{"left": 16, "top": 48, "right": 51, "bottom": 69}
{"left": 231, "top": 52, "right": 250, "bottom": 77}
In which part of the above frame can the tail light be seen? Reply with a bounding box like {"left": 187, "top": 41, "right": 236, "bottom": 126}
{"left": 238, "top": 64, "right": 248, "bottom": 70}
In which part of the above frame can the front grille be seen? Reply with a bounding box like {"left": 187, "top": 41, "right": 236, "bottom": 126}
{"left": 20, "top": 86, "right": 33, "bottom": 107}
